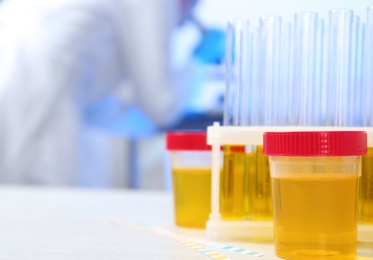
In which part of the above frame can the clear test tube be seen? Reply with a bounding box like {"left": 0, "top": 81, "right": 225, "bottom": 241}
{"left": 250, "top": 26, "right": 260, "bottom": 126}
{"left": 348, "top": 15, "right": 362, "bottom": 126}
{"left": 359, "top": 7, "right": 373, "bottom": 244}
{"left": 355, "top": 23, "right": 365, "bottom": 126}
{"left": 278, "top": 21, "right": 292, "bottom": 126}
{"left": 221, "top": 20, "right": 251, "bottom": 221}
{"left": 224, "top": 20, "right": 251, "bottom": 126}
{"left": 326, "top": 9, "right": 354, "bottom": 126}
{"left": 315, "top": 18, "right": 325, "bottom": 126}
{"left": 291, "top": 11, "right": 319, "bottom": 126}
{"left": 363, "top": 6, "right": 373, "bottom": 127}
{"left": 258, "top": 16, "right": 282, "bottom": 126}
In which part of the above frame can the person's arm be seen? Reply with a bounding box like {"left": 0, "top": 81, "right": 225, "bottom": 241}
{"left": 115, "top": 0, "right": 192, "bottom": 128}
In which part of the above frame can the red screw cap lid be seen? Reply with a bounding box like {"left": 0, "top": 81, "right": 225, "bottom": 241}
{"left": 166, "top": 132, "right": 210, "bottom": 151}
{"left": 264, "top": 131, "right": 367, "bottom": 156}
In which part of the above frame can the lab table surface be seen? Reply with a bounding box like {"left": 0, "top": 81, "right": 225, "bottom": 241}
{"left": 0, "top": 186, "right": 371, "bottom": 259}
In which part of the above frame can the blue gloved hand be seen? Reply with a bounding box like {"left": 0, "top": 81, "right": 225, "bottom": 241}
{"left": 193, "top": 28, "right": 226, "bottom": 64}
{"left": 84, "top": 96, "right": 156, "bottom": 138}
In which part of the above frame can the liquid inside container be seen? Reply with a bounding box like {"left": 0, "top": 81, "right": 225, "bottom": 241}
{"left": 264, "top": 131, "right": 367, "bottom": 260}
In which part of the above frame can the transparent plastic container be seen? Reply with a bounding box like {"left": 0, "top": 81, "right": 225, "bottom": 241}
{"left": 166, "top": 132, "right": 212, "bottom": 228}
{"left": 264, "top": 131, "right": 367, "bottom": 260}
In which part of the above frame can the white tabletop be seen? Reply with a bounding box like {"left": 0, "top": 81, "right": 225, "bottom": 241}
{"left": 0, "top": 186, "right": 371, "bottom": 260}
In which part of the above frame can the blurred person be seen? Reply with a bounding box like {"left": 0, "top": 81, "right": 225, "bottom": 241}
{"left": 0, "top": 0, "right": 200, "bottom": 186}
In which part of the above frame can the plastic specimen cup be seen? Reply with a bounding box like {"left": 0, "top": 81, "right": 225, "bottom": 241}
{"left": 264, "top": 131, "right": 367, "bottom": 259}
{"left": 166, "top": 132, "right": 212, "bottom": 228}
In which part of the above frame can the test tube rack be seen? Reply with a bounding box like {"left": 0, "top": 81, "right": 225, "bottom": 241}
{"left": 206, "top": 122, "right": 373, "bottom": 243}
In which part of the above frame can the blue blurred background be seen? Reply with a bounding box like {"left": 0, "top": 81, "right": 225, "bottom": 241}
{"left": 0, "top": 0, "right": 371, "bottom": 189}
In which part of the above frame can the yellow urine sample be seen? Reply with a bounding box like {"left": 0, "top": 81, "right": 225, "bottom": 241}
{"left": 360, "top": 147, "right": 373, "bottom": 225}
{"left": 172, "top": 168, "right": 211, "bottom": 228}
{"left": 272, "top": 176, "right": 359, "bottom": 260}
{"left": 252, "top": 145, "right": 272, "bottom": 220}
{"left": 246, "top": 150, "right": 256, "bottom": 219}
{"left": 220, "top": 145, "right": 272, "bottom": 221}
{"left": 220, "top": 145, "right": 246, "bottom": 220}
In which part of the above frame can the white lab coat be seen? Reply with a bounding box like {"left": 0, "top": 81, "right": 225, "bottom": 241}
{"left": 0, "top": 0, "right": 193, "bottom": 186}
